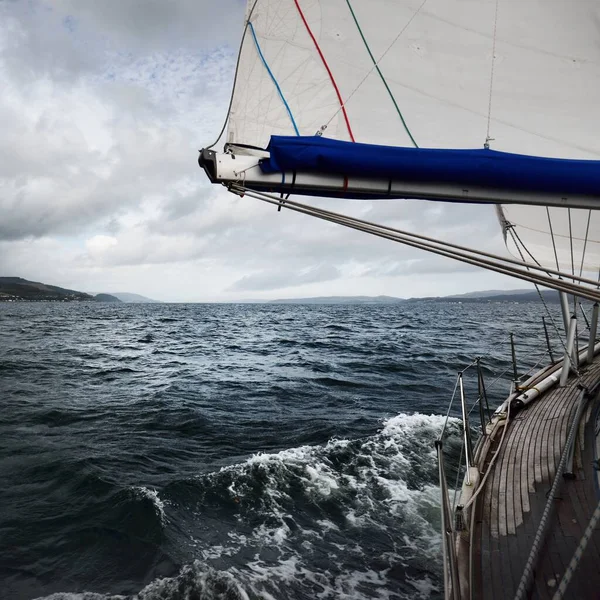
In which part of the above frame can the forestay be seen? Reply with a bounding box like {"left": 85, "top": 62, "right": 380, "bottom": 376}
{"left": 221, "top": 0, "right": 600, "bottom": 274}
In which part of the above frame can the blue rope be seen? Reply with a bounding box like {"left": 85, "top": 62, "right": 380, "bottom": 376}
{"left": 247, "top": 21, "right": 300, "bottom": 136}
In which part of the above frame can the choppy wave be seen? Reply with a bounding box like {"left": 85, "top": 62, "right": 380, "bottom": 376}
{"left": 36, "top": 413, "right": 461, "bottom": 600}
{"left": 131, "top": 487, "right": 167, "bottom": 527}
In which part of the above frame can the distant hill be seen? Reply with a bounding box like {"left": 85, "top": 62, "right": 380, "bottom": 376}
{"left": 109, "top": 293, "right": 158, "bottom": 303}
{"left": 94, "top": 293, "right": 122, "bottom": 303}
{"left": 409, "top": 289, "right": 559, "bottom": 303}
{"left": 0, "top": 277, "right": 128, "bottom": 303}
{"left": 0, "top": 277, "right": 92, "bottom": 302}
{"left": 446, "top": 288, "right": 535, "bottom": 299}
{"left": 481, "top": 290, "right": 560, "bottom": 303}
{"left": 255, "top": 288, "right": 561, "bottom": 304}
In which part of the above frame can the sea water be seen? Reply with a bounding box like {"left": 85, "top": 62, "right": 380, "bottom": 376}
{"left": 0, "top": 301, "right": 561, "bottom": 599}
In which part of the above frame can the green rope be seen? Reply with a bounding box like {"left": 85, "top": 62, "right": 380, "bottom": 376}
{"left": 345, "top": 0, "right": 418, "bottom": 148}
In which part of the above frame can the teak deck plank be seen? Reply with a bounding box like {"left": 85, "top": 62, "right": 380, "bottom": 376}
{"left": 471, "top": 357, "right": 600, "bottom": 600}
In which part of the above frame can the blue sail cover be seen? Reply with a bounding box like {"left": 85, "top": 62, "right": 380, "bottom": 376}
{"left": 261, "top": 136, "right": 600, "bottom": 196}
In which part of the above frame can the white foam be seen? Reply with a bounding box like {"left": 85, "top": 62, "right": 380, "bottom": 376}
{"left": 241, "top": 556, "right": 401, "bottom": 600}
{"left": 39, "top": 412, "right": 455, "bottom": 599}
{"left": 132, "top": 486, "right": 166, "bottom": 526}
{"left": 200, "top": 413, "right": 451, "bottom": 595}
{"left": 316, "top": 518, "right": 339, "bottom": 531}
{"left": 409, "top": 574, "right": 439, "bottom": 598}
{"left": 34, "top": 595, "right": 125, "bottom": 600}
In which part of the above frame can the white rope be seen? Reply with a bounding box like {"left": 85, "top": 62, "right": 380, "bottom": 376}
{"left": 553, "top": 499, "right": 600, "bottom": 599}
{"left": 514, "top": 390, "right": 588, "bottom": 600}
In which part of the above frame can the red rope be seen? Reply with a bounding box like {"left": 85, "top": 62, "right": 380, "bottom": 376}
{"left": 293, "top": 0, "right": 356, "bottom": 142}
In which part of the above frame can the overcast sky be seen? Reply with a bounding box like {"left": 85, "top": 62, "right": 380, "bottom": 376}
{"left": 0, "top": 0, "right": 521, "bottom": 302}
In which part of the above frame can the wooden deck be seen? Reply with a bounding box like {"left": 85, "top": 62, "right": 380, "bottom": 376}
{"left": 473, "top": 358, "right": 600, "bottom": 600}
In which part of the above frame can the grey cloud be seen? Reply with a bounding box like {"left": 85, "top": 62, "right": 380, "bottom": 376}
{"left": 0, "top": 2, "right": 102, "bottom": 83}
{"left": 0, "top": 0, "right": 241, "bottom": 244}
{"left": 0, "top": 116, "right": 200, "bottom": 241}
{"left": 138, "top": 188, "right": 505, "bottom": 277}
{"left": 361, "top": 257, "right": 478, "bottom": 278}
{"left": 229, "top": 264, "right": 342, "bottom": 292}
{"left": 53, "top": 1, "right": 245, "bottom": 52}
{"left": 1, "top": 1, "right": 244, "bottom": 82}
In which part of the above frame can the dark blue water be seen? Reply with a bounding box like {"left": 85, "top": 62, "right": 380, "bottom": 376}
{"left": 0, "top": 301, "right": 559, "bottom": 599}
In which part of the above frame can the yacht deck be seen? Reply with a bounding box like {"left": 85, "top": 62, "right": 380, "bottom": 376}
{"left": 473, "top": 358, "right": 600, "bottom": 599}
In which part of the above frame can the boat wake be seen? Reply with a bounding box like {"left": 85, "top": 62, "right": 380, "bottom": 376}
{"left": 36, "top": 413, "right": 461, "bottom": 600}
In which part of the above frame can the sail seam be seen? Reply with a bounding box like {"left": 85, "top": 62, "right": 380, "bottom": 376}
{"left": 292, "top": 0, "right": 356, "bottom": 142}
{"left": 508, "top": 221, "right": 599, "bottom": 243}
{"left": 344, "top": 0, "right": 418, "bottom": 148}
{"left": 247, "top": 21, "right": 300, "bottom": 136}
{"left": 485, "top": 0, "right": 500, "bottom": 147}
{"left": 319, "top": 0, "right": 428, "bottom": 137}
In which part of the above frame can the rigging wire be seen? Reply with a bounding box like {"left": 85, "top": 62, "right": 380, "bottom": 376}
{"left": 229, "top": 185, "right": 600, "bottom": 301}
{"left": 345, "top": 0, "right": 418, "bottom": 147}
{"left": 568, "top": 208, "right": 577, "bottom": 314}
{"left": 506, "top": 222, "right": 543, "bottom": 267}
{"left": 320, "top": 0, "right": 428, "bottom": 135}
{"left": 205, "top": 0, "right": 260, "bottom": 150}
{"left": 236, "top": 186, "right": 600, "bottom": 300}
{"left": 579, "top": 210, "right": 592, "bottom": 278}
{"left": 440, "top": 375, "right": 462, "bottom": 441}
{"left": 568, "top": 208, "right": 575, "bottom": 278}
{"left": 507, "top": 227, "right": 577, "bottom": 371}
{"left": 546, "top": 207, "right": 562, "bottom": 272}
{"left": 485, "top": 0, "right": 500, "bottom": 148}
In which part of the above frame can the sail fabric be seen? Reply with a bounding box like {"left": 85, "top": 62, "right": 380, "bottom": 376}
{"left": 227, "top": 0, "right": 428, "bottom": 149}
{"left": 227, "top": 0, "right": 600, "bottom": 273}
{"left": 261, "top": 136, "right": 600, "bottom": 197}
{"left": 499, "top": 206, "right": 600, "bottom": 274}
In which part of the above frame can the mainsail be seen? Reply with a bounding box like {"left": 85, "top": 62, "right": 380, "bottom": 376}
{"left": 201, "top": 0, "right": 600, "bottom": 279}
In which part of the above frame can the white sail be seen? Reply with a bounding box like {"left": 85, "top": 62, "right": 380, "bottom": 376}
{"left": 500, "top": 205, "right": 600, "bottom": 275}
{"left": 221, "top": 0, "right": 600, "bottom": 274}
